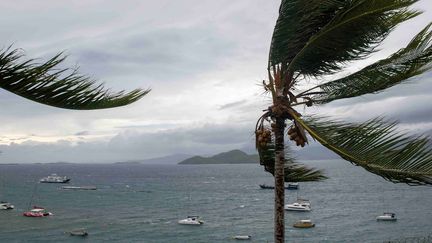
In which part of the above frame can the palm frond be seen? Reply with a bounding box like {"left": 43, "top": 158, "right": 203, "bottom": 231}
{"left": 0, "top": 47, "right": 149, "bottom": 110}
{"left": 290, "top": 113, "right": 432, "bottom": 185}
{"left": 257, "top": 143, "right": 327, "bottom": 182}
{"left": 269, "top": 0, "right": 346, "bottom": 68}
{"left": 284, "top": 0, "right": 420, "bottom": 76}
{"left": 306, "top": 23, "right": 432, "bottom": 104}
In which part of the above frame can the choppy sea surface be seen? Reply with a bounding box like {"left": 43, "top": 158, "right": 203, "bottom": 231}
{"left": 0, "top": 160, "right": 431, "bottom": 243}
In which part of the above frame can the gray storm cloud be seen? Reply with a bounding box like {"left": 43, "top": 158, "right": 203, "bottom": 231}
{"left": 0, "top": 0, "right": 431, "bottom": 163}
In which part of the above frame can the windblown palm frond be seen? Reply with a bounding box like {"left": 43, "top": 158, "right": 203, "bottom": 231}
{"left": 290, "top": 113, "right": 432, "bottom": 185}
{"left": 305, "top": 23, "right": 432, "bottom": 104}
{"left": 269, "top": 0, "right": 346, "bottom": 67}
{"left": 258, "top": 143, "right": 327, "bottom": 182}
{"left": 284, "top": 0, "right": 420, "bottom": 76}
{"left": 0, "top": 48, "right": 149, "bottom": 110}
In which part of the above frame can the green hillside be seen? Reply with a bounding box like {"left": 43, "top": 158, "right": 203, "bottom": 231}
{"left": 178, "top": 150, "right": 259, "bottom": 164}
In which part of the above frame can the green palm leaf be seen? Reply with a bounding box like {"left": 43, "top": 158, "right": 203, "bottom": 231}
{"left": 258, "top": 143, "right": 327, "bottom": 182}
{"left": 306, "top": 23, "right": 432, "bottom": 104}
{"left": 291, "top": 113, "right": 432, "bottom": 185}
{"left": 284, "top": 0, "right": 420, "bottom": 76}
{"left": 0, "top": 48, "right": 150, "bottom": 110}
{"left": 269, "top": 0, "right": 346, "bottom": 68}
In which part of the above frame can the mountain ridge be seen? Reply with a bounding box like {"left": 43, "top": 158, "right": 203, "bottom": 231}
{"left": 178, "top": 149, "right": 258, "bottom": 164}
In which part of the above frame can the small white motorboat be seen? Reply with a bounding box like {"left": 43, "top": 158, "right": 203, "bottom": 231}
{"left": 376, "top": 212, "right": 397, "bottom": 221}
{"left": 285, "top": 202, "right": 311, "bottom": 211}
{"left": 178, "top": 216, "right": 203, "bottom": 225}
{"left": 0, "top": 201, "right": 14, "bottom": 210}
{"left": 233, "top": 235, "right": 251, "bottom": 240}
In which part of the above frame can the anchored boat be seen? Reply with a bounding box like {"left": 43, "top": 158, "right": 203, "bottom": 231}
{"left": 23, "top": 206, "right": 53, "bottom": 217}
{"left": 40, "top": 174, "right": 70, "bottom": 183}
{"left": 68, "top": 228, "right": 88, "bottom": 237}
{"left": 233, "top": 235, "right": 252, "bottom": 240}
{"left": 259, "top": 183, "right": 300, "bottom": 190}
{"left": 61, "top": 186, "right": 97, "bottom": 190}
{"left": 0, "top": 201, "right": 14, "bottom": 210}
{"left": 178, "top": 216, "right": 204, "bottom": 225}
{"left": 293, "top": 219, "right": 315, "bottom": 228}
{"left": 376, "top": 212, "right": 397, "bottom": 221}
{"left": 285, "top": 199, "right": 311, "bottom": 211}
{"left": 287, "top": 182, "right": 299, "bottom": 190}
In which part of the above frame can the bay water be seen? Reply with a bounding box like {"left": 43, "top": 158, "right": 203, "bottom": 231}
{"left": 0, "top": 160, "right": 431, "bottom": 242}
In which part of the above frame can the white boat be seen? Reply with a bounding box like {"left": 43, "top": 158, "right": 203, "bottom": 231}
{"left": 40, "top": 174, "right": 70, "bottom": 183}
{"left": 0, "top": 201, "right": 14, "bottom": 210}
{"left": 285, "top": 201, "right": 311, "bottom": 211}
{"left": 233, "top": 235, "right": 252, "bottom": 240}
{"left": 376, "top": 212, "right": 397, "bottom": 221}
{"left": 178, "top": 216, "right": 204, "bottom": 225}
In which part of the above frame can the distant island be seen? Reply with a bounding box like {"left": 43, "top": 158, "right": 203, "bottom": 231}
{"left": 178, "top": 150, "right": 259, "bottom": 165}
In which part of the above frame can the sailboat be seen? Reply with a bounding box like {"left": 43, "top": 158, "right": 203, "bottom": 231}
{"left": 23, "top": 206, "right": 53, "bottom": 217}
{"left": 23, "top": 183, "right": 53, "bottom": 217}
{"left": 285, "top": 190, "right": 311, "bottom": 211}
{"left": 178, "top": 192, "right": 203, "bottom": 225}
{"left": 0, "top": 178, "right": 14, "bottom": 210}
{"left": 376, "top": 192, "right": 396, "bottom": 221}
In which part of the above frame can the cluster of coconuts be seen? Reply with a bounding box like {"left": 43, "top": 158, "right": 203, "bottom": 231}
{"left": 287, "top": 125, "right": 306, "bottom": 147}
{"left": 256, "top": 128, "right": 272, "bottom": 148}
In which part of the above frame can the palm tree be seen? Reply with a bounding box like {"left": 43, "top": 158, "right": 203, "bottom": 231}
{"left": 255, "top": 1, "right": 432, "bottom": 242}
{"left": 0, "top": 47, "right": 149, "bottom": 109}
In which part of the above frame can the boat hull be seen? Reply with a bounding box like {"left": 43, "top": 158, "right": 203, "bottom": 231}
{"left": 178, "top": 217, "right": 203, "bottom": 225}
{"left": 377, "top": 213, "right": 397, "bottom": 221}
{"left": 178, "top": 220, "right": 203, "bottom": 225}
{"left": 62, "top": 186, "right": 97, "bottom": 190}
{"left": 293, "top": 223, "right": 315, "bottom": 228}
{"left": 40, "top": 179, "right": 70, "bottom": 183}
{"left": 233, "top": 235, "right": 252, "bottom": 240}
{"left": 23, "top": 212, "right": 51, "bottom": 217}
{"left": 69, "top": 229, "right": 88, "bottom": 237}
{"left": 259, "top": 184, "right": 300, "bottom": 190}
{"left": 285, "top": 207, "right": 311, "bottom": 212}
{"left": 376, "top": 217, "right": 397, "bottom": 221}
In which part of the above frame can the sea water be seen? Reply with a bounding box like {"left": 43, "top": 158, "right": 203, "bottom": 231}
{"left": 0, "top": 160, "right": 431, "bottom": 242}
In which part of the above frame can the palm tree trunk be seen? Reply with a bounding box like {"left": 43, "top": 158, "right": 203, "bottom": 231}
{"left": 273, "top": 117, "right": 285, "bottom": 243}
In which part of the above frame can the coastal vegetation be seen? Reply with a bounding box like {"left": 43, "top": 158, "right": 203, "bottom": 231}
{"left": 257, "top": 0, "right": 432, "bottom": 242}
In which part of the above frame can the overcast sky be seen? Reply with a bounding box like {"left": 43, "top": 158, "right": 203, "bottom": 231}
{"left": 0, "top": 1, "right": 431, "bottom": 163}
